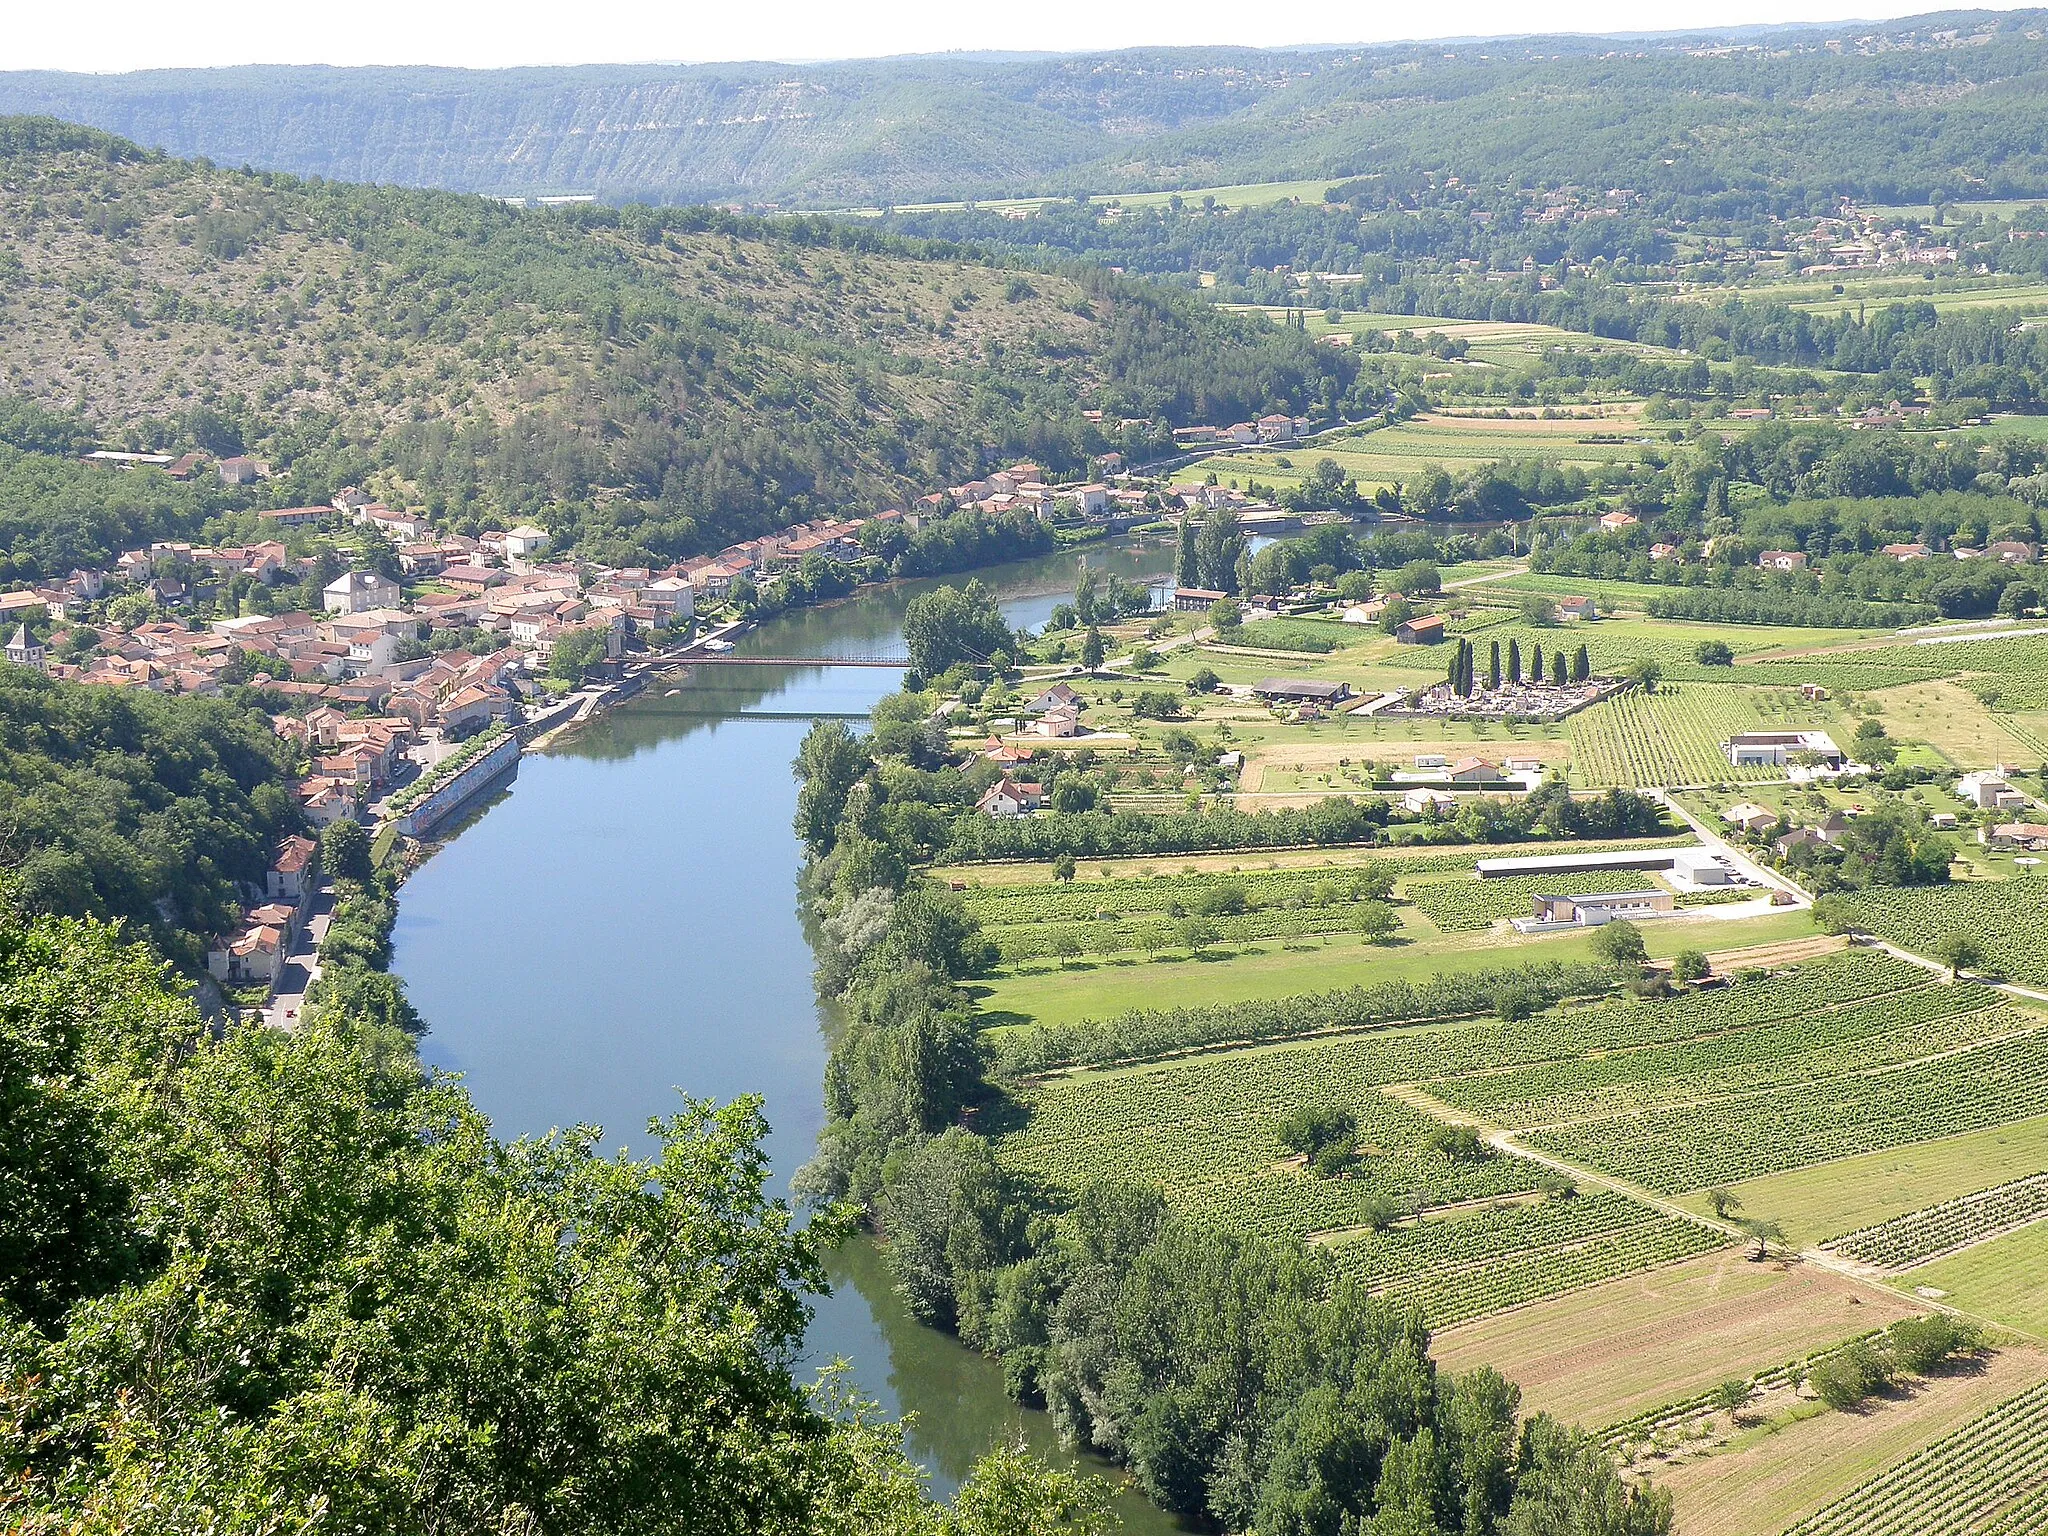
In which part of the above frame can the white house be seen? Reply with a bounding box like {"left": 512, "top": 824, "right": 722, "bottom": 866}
{"left": 1723, "top": 802, "right": 1778, "bottom": 834}
{"left": 976, "top": 778, "right": 1045, "bottom": 816}
{"left": 503, "top": 525, "right": 551, "bottom": 560}
{"left": 323, "top": 569, "right": 404, "bottom": 615}
{"left": 1723, "top": 730, "right": 1843, "bottom": 768}
{"left": 1402, "top": 786, "right": 1458, "bottom": 816}
{"left": 1957, "top": 768, "right": 2029, "bottom": 811}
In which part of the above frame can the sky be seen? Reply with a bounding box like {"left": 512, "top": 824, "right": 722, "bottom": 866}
{"left": 4, "top": 0, "right": 2035, "bottom": 73}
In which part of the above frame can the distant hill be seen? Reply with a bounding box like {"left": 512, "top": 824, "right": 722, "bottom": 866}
{"left": 0, "top": 118, "right": 1356, "bottom": 562}
{"left": 7, "top": 14, "right": 2048, "bottom": 206}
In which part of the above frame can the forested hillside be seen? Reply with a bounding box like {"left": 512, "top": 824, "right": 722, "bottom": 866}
{"left": 7, "top": 14, "right": 2048, "bottom": 207}
{"left": 0, "top": 119, "right": 1356, "bottom": 561}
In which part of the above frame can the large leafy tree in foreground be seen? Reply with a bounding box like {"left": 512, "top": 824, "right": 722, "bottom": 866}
{"left": 0, "top": 908, "right": 1108, "bottom": 1534}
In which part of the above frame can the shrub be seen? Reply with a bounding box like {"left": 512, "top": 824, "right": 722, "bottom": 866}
{"left": 1885, "top": 1315, "right": 1982, "bottom": 1375}
{"left": 1808, "top": 1341, "right": 1892, "bottom": 1410}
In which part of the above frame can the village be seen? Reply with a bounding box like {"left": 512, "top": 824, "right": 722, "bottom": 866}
{"left": 0, "top": 448, "right": 1251, "bottom": 1010}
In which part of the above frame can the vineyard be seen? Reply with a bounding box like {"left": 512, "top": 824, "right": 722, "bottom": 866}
{"left": 1428, "top": 983, "right": 2011, "bottom": 1130}
{"left": 1322, "top": 1193, "right": 1725, "bottom": 1327}
{"left": 1783, "top": 1379, "right": 2048, "bottom": 1536}
{"left": 1826, "top": 1174, "right": 2048, "bottom": 1271}
{"left": 995, "top": 954, "right": 1939, "bottom": 1321}
{"left": 1525, "top": 1017, "right": 2048, "bottom": 1195}
{"left": 1784, "top": 634, "right": 2048, "bottom": 710}
{"left": 1564, "top": 685, "right": 1810, "bottom": 788}
{"left": 1842, "top": 879, "right": 2048, "bottom": 988}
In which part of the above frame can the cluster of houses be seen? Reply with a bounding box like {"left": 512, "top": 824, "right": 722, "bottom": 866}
{"left": 205, "top": 833, "right": 319, "bottom": 990}
{"left": 1172, "top": 415, "right": 1313, "bottom": 450}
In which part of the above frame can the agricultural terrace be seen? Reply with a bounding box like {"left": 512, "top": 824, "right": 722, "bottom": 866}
{"left": 956, "top": 838, "right": 1693, "bottom": 962}
{"left": 1903, "top": 1221, "right": 2048, "bottom": 1340}
{"left": 994, "top": 952, "right": 1978, "bottom": 1330}
{"left": 1828, "top": 1173, "right": 2048, "bottom": 1272}
{"left": 1653, "top": 1346, "right": 2048, "bottom": 1536}
{"left": 1670, "top": 1115, "right": 2048, "bottom": 1249}
{"left": 1513, "top": 990, "right": 2048, "bottom": 1194}
{"left": 971, "top": 905, "right": 1820, "bottom": 1030}
{"left": 1430, "top": 1250, "right": 1923, "bottom": 1428}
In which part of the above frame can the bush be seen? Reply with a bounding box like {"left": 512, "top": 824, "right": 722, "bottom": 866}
{"left": 1885, "top": 1315, "right": 1981, "bottom": 1375}
{"left": 1807, "top": 1341, "right": 1892, "bottom": 1410}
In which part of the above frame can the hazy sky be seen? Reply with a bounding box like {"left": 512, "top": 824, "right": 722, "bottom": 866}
{"left": 6, "top": 0, "right": 2032, "bottom": 73}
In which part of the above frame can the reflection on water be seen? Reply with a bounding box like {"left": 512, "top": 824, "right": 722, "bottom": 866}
{"left": 393, "top": 540, "right": 1180, "bottom": 1517}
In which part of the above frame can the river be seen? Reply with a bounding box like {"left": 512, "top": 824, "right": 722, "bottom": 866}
{"left": 393, "top": 537, "right": 1182, "bottom": 1523}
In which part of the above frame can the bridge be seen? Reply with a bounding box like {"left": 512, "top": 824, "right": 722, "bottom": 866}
{"left": 674, "top": 653, "right": 911, "bottom": 668}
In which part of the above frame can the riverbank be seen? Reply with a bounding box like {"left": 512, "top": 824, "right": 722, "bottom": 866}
{"left": 387, "top": 537, "right": 1181, "bottom": 1508}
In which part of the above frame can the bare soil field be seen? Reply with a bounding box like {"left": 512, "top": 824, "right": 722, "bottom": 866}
{"left": 1431, "top": 1250, "right": 1921, "bottom": 1427}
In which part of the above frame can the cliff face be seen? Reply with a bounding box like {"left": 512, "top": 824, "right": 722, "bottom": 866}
{"left": 9, "top": 18, "right": 2048, "bottom": 210}
{"left": 0, "top": 54, "right": 1295, "bottom": 205}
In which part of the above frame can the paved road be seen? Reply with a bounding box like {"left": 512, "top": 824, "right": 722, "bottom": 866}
{"left": 266, "top": 881, "right": 334, "bottom": 1031}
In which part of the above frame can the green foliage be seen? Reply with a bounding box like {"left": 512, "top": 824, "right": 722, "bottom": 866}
{"left": 904, "top": 582, "right": 1013, "bottom": 677}
{"left": 1590, "top": 920, "right": 1648, "bottom": 970}
{"left": 1807, "top": 1340, "right": 1893, "bottom": 1410}
{"left": 547, "top": 623, "right": 610, "bottom": 681}
{"left": 320, "top": 817, "right": 371, "bottom": 882}
{"left": 0, "top": 903, "right": 991, "bottom": 1534}
{"left": 0, "top": 670, "right": 301, "bottom": 963}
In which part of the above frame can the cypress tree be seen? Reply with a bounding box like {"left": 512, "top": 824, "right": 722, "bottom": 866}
{"left": 1488, "top": 640, "right": 1501, "bottom": 690}
{"left": 1552, "top": 651, "right": 1568, "bottom": 686}
{"left": 1176, "top": 517, "right": 1198, "bottom": 588}
{"left": 1507, "top": 638, "right": 1521, "bottom": 684}
{"left": 1573, "top": 644, "right": 1590, "bottom": 683}
{"left": 1531, "top": 643, "right": 1544, "bottom": 683}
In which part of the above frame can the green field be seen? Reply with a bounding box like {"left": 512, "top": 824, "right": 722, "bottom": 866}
{"left": 1901, "top": 1221, "right": 2048, "bottom": 1339}
{"left": 973, "top": 908, "right": 1819, "bottom": 1030}
{"left": 1187, "top": 411, "right": 1659, "bottom": 492}
{"left": 1671, "top": 1115, "right": 2048, "bottom": 1247}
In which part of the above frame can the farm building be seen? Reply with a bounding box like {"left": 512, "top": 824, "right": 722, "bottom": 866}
{"left": 1395, "top": 614, "right": 1447, "bottom": 644}
{"left": 1723, "top": 730, "right": 1843, "bottom": 768}
{"left": 1514, "top": 889, "right": 1676, "bottom": 933}
{"left": 1171, "top": 587, "right": 1229, "bottom": 612}
{"left": 1253, "top": 679, "right": 1354, "bottom": 705}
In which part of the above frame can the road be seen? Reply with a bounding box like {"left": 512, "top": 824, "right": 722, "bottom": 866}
{"left": 266, "top": 881, "right": 334, "bottom": 1032}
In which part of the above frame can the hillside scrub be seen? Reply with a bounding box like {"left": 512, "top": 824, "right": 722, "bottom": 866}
{"left": 0, "top": 120, "right": 1362, "bottom": 565}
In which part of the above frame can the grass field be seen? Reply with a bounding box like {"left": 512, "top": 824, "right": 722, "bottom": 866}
{"left": 1870, "top": 679, "right": 2045, "bottom": 769}
{"left": 972, "top": 908, "right": 1818, "bottom": 1029}
{"left": 1430, "top": 1249, "right": 1921, "bottom": 1427}
{"left": 1658, "top": 1347, "right": 2048, "bottom": 1536}
{"left": 1671, "top": 1114, "right": 2048, "bottom": 1247}
{"left": 1902, "top": 1221, "right": 2048, "bottom": 1340}
{"left": 1185, "top": 409, "right": 1659, "bottom": 492}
